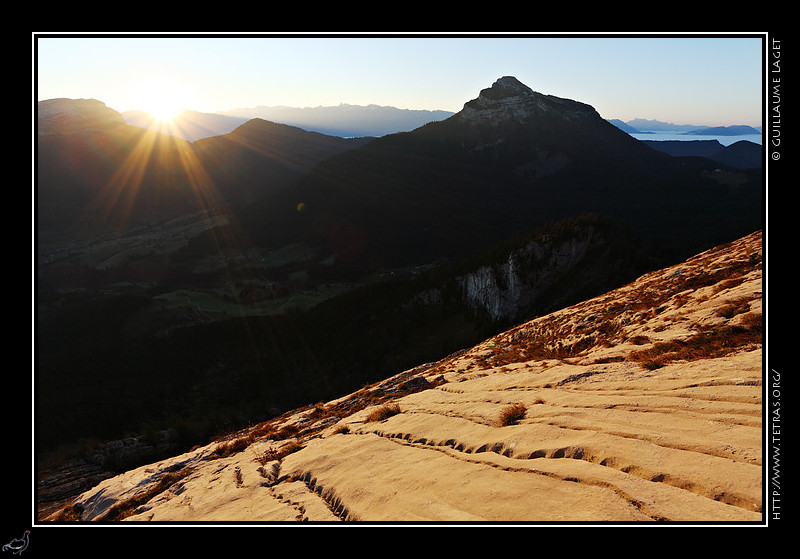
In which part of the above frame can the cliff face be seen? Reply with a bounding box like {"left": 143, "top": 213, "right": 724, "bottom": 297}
{"left": 47, "top": 230, "right": 763, "bottom": 523}
{"left": 457, "top": 227, "right": 599, "bottom": 321}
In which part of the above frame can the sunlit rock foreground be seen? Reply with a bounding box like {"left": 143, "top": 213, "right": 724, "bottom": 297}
{"left": 49, "top": 231, "right": 764, "bottom": 523}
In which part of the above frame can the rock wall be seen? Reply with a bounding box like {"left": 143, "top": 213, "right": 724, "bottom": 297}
{"left": 456, "top": 227, "right": 598, "bottom": 321}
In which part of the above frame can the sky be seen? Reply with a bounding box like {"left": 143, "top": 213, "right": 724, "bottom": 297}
{"left": 34, "top": 33, "right": 765, "bottom": 127}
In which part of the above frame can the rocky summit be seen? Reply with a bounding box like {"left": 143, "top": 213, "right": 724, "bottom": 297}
{"left": 47, "top": 230, "right": 763, "bottom": 523}
{"left": 459, "top": 76, "right": 597, "bottom": 124}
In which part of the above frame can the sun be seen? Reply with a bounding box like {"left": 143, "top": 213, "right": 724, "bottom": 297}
{"left": 150, "top": 100, "right": 183, "bottom": 123}
{"left": 135, "top": 82, "right": 187, "bottom": 123}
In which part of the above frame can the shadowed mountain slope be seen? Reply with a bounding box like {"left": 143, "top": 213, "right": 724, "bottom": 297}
{"left": 36, "top": 100, "right": 371, "bottom": 235}
{"left": 235, "top": 77, "right": 761, "bottom": 268}
{"left": 37, "top": 103, "right": 201, "bottom": 232}
{"left": 191, "top": 118, "right": 372, "bottom": 205}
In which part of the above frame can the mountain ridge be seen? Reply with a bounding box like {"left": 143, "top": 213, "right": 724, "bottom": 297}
{"left": 642, "top": 139, "right": 762, "bottom": 169}
{"left": 117, "top": 103, "right": 456, "bottom": 141}
{"left": 38, "top": 98, "right": 127, "bottom": 135}
{"left": 685, "top": 125, "right": 761, "bottom": 136}
{"left": 218, "top": 103, "right": 454, "bottom": 138}
{"left": 122, "top": 109, "right": 250, "bottom": 141}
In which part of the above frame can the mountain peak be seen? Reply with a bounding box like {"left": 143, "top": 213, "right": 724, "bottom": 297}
{"left": 480, "top": 76, "right": 535, "bottom": 100}
{"left": 458, "top": 76, "right": 596, "bottom": 125}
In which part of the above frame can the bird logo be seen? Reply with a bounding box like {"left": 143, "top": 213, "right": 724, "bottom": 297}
{"left": 2, "top": 531, "right": 29, "bottom": 555}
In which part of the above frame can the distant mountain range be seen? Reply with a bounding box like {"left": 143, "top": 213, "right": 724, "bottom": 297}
{"left": 219, "top": 104, "right": 455, "bottom": 138}
{"left": 608, "top": 118, "right": 762, "bottom": 136}
{"left": 122, "top": 104, "right": 455, "bottom": 141}
{"left": 122, "top": 107, "right": 762, "bottom": 144}
{"left": 604, "top": 120, "right": 762, "bottom": 169}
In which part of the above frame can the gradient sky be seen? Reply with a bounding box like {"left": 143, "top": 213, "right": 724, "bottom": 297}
{"left": 34, "top": 33, "right": 765, "bottom": 127}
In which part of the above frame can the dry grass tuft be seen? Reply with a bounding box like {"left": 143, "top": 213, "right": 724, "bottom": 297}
{"left": 498, "top": 403, "right": 527, "bottom": 426}
{"left": 250, "top": 423, "right": 300, "bottom": 441}
{"left": 253, "top": 440, "right": 305, "bottom": 464}
{"left": 365, "top": 403, "right": 401, "bottom": 423}
{"left": 209, "top": 435, "right": 254, "bottom": 458}
{"left": 716, "top": 297, "right": 752, "bottom": 319}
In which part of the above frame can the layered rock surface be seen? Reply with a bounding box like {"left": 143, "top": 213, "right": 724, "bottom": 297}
{"left": 48, "top": 231, "right": 763, "bottom": 523}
